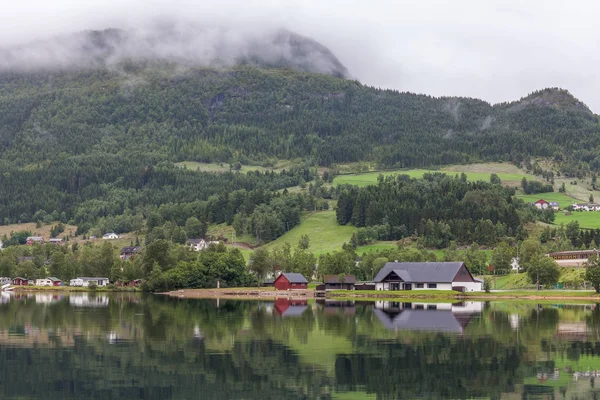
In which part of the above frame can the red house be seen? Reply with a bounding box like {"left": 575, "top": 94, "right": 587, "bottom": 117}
{"left": 47, "top": 277, "right": 62, "bottom": 286}
{"left": 274, "top": 273, "right": 308, "bottom": 290}
{"left": 12, "top": 277, "right": 29, "bottom": 286}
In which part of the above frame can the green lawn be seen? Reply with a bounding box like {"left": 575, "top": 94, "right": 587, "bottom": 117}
{"left": 554, "top": 211, "right": 600, "bottom": 229}
{"left": 356, "top": 241, "right": 397, "bottom": 254}
{"left": 175, "top": 161, "right": 274, "bottom": 173}
{"left": 516, "top": 192, "right": 580, "bottom": 208}
{"left": 262, "top": 211, "right": 355, "bottom": 256}
{"left": 334, "top": 164, "right": 540, "bottom": 187}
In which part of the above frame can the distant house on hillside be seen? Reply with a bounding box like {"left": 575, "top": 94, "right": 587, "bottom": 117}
{"left": 572, "top": 203, "right": 600, "bottom": 211}
{"left": 26, "top": 236, "right": 44, "bottom": 246}
{"left": 102, "top": 232, "right": 119, "bottom": 240}
{"left": 49, "top": 238, "right": 64, "bottom": 244}
{"left": 187, "top": 238, "right": 219, "bottom": 251}
{"left": 533, "top": 200, "right": 559, "bottom": 211}
{"left": 120, "top": 246, "right": 141, "bottom": 261}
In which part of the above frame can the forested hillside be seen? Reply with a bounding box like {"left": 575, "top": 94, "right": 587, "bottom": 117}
{"left": 1, "top": 30, "right": 599, "bottom": 233}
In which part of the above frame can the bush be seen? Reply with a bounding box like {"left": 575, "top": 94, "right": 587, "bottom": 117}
{"left": 88, "top": 282, "right": 98, "bottom": 291}
{"left": 483, "top": 277, "right": 491, "bottom": 293}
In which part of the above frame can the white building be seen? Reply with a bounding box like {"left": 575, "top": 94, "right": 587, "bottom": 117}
{"left": 70, "top": 277, "right": 110, "bottom": 287}
{"left": 373, "top": 261, "right": 482, "bottom": 292}
{"left": 187, "top": 238, "right": 219, "bottom": 251}
{"left": 35, "top": 278, "right": 53, "bottom": 286}
{"left": 102, "top": 232, "right": 119, "bottom": 240}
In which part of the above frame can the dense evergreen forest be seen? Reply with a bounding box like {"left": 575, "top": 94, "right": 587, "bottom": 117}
{"left": 336, "top": 173, "right": 550, "bottom": 247}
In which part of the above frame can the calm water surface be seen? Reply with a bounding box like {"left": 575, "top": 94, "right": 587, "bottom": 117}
{"left": 2, "top": 293, "right": 600, "bottom": 399}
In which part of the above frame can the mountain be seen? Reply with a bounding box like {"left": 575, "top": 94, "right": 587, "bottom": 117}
{"left": 0, "top": 26, "right": 348, "bottom": 77}
{"left": 0, "top": 29, "right": 599, "bottom": 226}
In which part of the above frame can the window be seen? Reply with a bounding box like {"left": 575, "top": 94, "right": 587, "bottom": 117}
{"left": 428, "top": 283, "right": 437, "bottom": 289}
{"left": 416, "top": 283, "right": 424, "bottom": 288}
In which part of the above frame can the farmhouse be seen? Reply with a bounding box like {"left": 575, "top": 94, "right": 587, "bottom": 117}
{"left": 48, "top": 238, "right": 64, "bottom": 244}
{"left": 547, "top": 249, "right": 600, "bottom": 267}
{"left": 26, "top": 236, "right": 44, "bottom": 246}
{"left": 323, "top": 275, "right": 356, "bottom": 290}
{"left": 274, "top": 272, "right": 308, "bottom": 290}
{"left": 533, "top": 200, "right": 559, "bottom": 211}
{"left": 120, "top": 246, "right": 141, "bottom": 261}
{"left": 572, "top": 203, "right": 600, "bottom": 211}
{"left": 102, "top": 232, "right": 119, "bottom": 240}
{"left": 373, "top": 262, "right": 482, "bottom": 292}
{"left": 187, "top": 238, "right": 219, "bottom": 251}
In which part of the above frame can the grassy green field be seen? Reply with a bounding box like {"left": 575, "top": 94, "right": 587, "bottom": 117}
{"left": 175, "top": 161, "right": 273, "bottom": 173}
{"left": 333, "top": 163, "right": 540, "bottom": 187}
{"left": 554, "top": 211, "right": 600, "bottom": 229}
{"left": 356, "top": 242, "right": 397, "bottom": 254}
{"left": 262, "top": 211, "right": 355, "bottom": 256}
{"left": 516, "top": 192, "right": 579, "bottom": 208}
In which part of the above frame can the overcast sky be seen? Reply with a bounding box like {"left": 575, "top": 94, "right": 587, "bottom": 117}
{"left": 1, "top": 0, "right": 599, "bottom": 111}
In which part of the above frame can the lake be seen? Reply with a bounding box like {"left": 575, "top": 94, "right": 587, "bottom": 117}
{"left": 1, "top": 293, "right": 600, "bottom": 399}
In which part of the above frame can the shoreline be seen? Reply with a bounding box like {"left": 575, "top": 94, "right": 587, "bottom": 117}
{"left": 161, "top": 288, "right": 600, "bottom": 302}
{"left": 10, "top": 286, "right": 140, "bottom": 292}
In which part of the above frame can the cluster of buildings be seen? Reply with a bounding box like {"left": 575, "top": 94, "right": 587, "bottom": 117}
{"left": 270, "top": 261, "right": 483, "bottom": 293}
{"left": 533, "top": 199, "right": 560, "bottom": 211}
{"left": 571, "top": 203, "right": 600, "bottom": 211}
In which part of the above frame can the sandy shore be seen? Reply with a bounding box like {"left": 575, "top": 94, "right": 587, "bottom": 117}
{"left": 162, "top": 288, "right": 314, "bottom": 299}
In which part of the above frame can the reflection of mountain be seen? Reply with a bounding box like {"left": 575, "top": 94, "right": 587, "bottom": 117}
{"left": 273, "top": 298, "right": 310, "bottom": 317}
{"left": 373, "top": 302, "right": 483, "bottom": 333}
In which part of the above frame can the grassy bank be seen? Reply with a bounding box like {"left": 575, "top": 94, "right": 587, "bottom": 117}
{"left": 12, "top": 286, "right": 140, "bottom": 292}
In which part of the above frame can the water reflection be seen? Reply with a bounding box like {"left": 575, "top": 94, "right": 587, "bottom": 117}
{"left": 1, "top": 294, "right": 600, "bottom": 398}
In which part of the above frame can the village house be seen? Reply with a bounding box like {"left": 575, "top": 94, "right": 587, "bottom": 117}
{"left": 534, "top": 199, "right": 559, "bottom": 211}
{"left": 12, "top": 277, "right": 29, "bottom": 286}
{"left": 322, "top": 275, "right": 357, "bottom": 290}
{"left": 373, "top": 261, "right": 482, "bottom": 292}
{"left": 119, "top": 246, "right": 141, "bottom": 261}
{"left": 70, "top": 277, "right": 110, "bottom": 287}
{"left": 26, "top": 236, "right": 44, "bottom": 246}
{"left": 35, "top": 277, "right": 62, "bottom": 287}
{"left": 102, "top": 232, "right": 119, "bottom": 240}
{"left": 187, "top": 238, "right": 219, "bottom": 251}
{"left": 572, "top": 203, "right": 600, "bottom": 211}
{"left": 274, "top": 272, "right": 308, "bottom": 290}
{"left": 547, "top": 249, "right": 600, "bottom": 267}
{"left": 48, "top": 238, "right": 64, "bottom": 244}
{"left": 116, "top": 279, "right": 143, "bottom": 287}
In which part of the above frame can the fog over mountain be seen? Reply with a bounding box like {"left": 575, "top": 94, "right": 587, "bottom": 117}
{"left": 0, "top": 24, "right": 348, "bottom": 77}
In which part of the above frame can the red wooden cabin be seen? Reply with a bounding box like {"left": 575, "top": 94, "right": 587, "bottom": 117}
{"left": 12, "top": 277, "right": 29, "bottom": 286}
{"left": 274, "top": 273, "right": 308, "bottom": 290}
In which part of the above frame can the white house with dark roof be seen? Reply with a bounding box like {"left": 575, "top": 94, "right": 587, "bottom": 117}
{"left": 373, "top": 262, "right": 482, "bottom": 292}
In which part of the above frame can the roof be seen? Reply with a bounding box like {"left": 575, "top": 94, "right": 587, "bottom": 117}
{"left": 279, "top": 272, "right": 308, "bottom": 284}
{"left": 324, "top": 275, "right": 357, "bottom": 284}
{"left": 549, "top": 202, "right": 559, "bottom": 206}
{"left": 26, "top": 236, "right": 44, "bottom": 241}
{"left": 120, "top": 246, "right": 141, "bottom": 253}
{"left": 47, "top": 277, "right": 61, "bottom": 281}
{"left": 76, "top": 277, "right": 109, "bottom": 280}
{"left": 373, "top": 309, "right": 467, "bottom": 332}
{"left": 187, "top": 238, "right": 205, "bottom": 244}
{"left": 535, "top": 199, "right": 549, "bottom": 204}
{"left": 373, "top": 262, "right": 466, "bottom": 283}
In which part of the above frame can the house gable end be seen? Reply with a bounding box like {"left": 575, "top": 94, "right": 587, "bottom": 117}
{"left": 452, "top": 263, "right": 475, "bottom": 283}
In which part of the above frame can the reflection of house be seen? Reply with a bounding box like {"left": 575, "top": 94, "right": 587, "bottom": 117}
{"left": 274, "top": 273, "right": 308, "bottom": 290}
{"left": 373, "top": 301, "right": 482, "bottom": 332}
{"left": 373, "top": 262, "right": 482, "bottom": 292}
{"left": 187, "top": 239, "right": 219, "bottom": 251}
{"left": 556, "top": 322, "right": 588, "bottom": 338}
{"left": 319, "top": 299, "right": 356, "bottom": 316}
{"left": 323, "top": 275, "right": 356, "bottom": 290}
{"left": 34, "top": 294, "right": 62, "bottom": 304}
{"left": 119, "top": 246, "right": 141, "bottom": 261}
{"left": 547, "top": 250, "right": 600, "bottom": 267}
{"left": 69, "top": 294, "right": 109, "bottom": 307}
{"left": 274, "top": 298, "right": 309, "bottom": 317}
